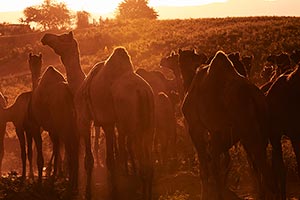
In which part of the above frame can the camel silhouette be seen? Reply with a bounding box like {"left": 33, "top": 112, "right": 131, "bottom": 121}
{"left": 266, "top": 65, "right": 300, "bottom": 200}
{"left": 30, "top": 57, "right": 79, "bottom": 193}
{"left": 0, "top": 92, "right": 7, "bottom": 176}
{"left": 136, "top": 69, "right": 177, "bottom": 166}
{"left": 41, "top": 31, "right": 155, "bottom": 200}
{"left": 0, "top": 53, "right": 43, "bottom": 179}
{"left": 178, "top": 49, "right": 278, "bottom": 199}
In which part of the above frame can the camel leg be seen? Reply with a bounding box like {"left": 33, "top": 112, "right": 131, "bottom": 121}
{"left": 51, "top": 134, "right": 60, "bottom": 177}
{"left": 32, "top": 129, "right": 44, "bottom": 183}
{"left": 271, "top": 134, "right": 286, "bottom": 200}
{"left": 188, "top": 127, "right": 210, "bottom": 200}
{"left": 82, "top": 122, "right": 94, "bottom": 200}
{"left": 103, "top": 124, "right": 117, "bottom": 200}
{"left": 16, "top": 127, "right": 26, "bottom": 180}
{"left": 127, "top": 138, "right": 136, "bottom": 174}
{"left": 25, "top": 130, "right": 34, "bottom": 179}
{"left": 117, "top": 130, "right": 128, "bottom": 173}
{"left": 243, "top": 137, "right": 277, "bottom": 200}
{"left": 94, "top": 126, "right": 101, "bottom": 168}
{"left": 291, "top": 135, "right": 300, "bottom": 180}
{"left": 0, "top": 122, "right": 5, "bottom": 176}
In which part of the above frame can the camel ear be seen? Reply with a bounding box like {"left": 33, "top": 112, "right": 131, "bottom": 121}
{"left": 68, "top": 31, "right": 73, "bottom": 38}
{"left": 39, "top": 52, "right": 42, "bottom": 58}
{"left": 178, "top": 49, "right": 182, "bottom": 54}
{"left": 193, "top": 48, "right": 197, "bottom": 54}
{"left": 29, "top": 52, "right": 32, "bottom": 58}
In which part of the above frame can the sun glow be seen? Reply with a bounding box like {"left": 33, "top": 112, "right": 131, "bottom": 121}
{"left": 0, "top": 0, "right": 228, "bottom": 13}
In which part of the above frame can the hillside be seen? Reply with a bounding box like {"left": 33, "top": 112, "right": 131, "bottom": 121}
{"left": 1, "top": 16, "right": 300, "bottom": 101}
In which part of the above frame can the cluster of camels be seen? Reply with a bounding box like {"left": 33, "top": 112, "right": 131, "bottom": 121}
{"left": 0, "top": 31, "right": 300, "bottom": 200}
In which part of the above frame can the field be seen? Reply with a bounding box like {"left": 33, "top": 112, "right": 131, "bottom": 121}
{"left": 1, "top": 16, "right": 300, "bottom": 199}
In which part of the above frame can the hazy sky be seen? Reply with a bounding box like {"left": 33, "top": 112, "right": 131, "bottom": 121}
{"left": 0, "top": 0, "right": 299, "bottom": 23}
{"left": 0, "top": 0, "right": 226, "bottom": 13}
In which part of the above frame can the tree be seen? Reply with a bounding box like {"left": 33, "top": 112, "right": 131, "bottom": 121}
{"left": 76, "top": 11, "right": 91, "bottom": 29}
{"left": 116, "top": 0, "right": 158, "bottom": 20}
{"left": 20, "top": 0, "right": 72, "bottom": 31}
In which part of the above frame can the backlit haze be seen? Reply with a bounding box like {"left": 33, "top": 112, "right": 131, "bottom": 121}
{"left": 0, "top": 0, "right": 300, "bottom": 23}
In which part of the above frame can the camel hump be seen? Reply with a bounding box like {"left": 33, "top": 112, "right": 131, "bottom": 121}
{"left": 39, "top": 66, "right": 66, "bottom": 85}
{"left": 208, "top": 51, "right": 237, "bottom": 81}
{"left": 104, "top": 46, "right": 133, "bottom": 77}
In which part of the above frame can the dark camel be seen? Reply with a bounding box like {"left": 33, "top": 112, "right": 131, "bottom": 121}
{"left": 136, "top": 69, "right": 177, "bottom": 165}
{"left": 261, "top": 53, "right": 293, "bottom": 94}
{"left": 228, "top": 52, "right": 247, "bottom": 78}
{"left": 0, "top": 53, "right": 42, "bottom": 179}
{"left": 178, "top": 49, "right": 278, "bottom": 200}
{"left": 241, "top": 55, "right": 253, "bottom": 78}
{"left": 30, "top": 60, "right": 79, "bottom": 192}
{"left": 0, "top": 92, "right": 7, "bottom": 175}
{"left": 266, "top": 65, "right": 300, "bottom": 200}
{"left": 41, "top": 32, "right": 155, "bottom": 200}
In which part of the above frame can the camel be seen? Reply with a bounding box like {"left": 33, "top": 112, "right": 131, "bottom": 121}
{"left": 266, "top": 65, "right": 300, "bottom": 200}
{"left": 160, "top": 50, "right": 207, "bottom": 98}
{"left": 228, "top": 52, "right": 247, "bottom": 78}
{"left": 260, "top": 53, "right": 293, "bottom": 94}
{"left": 154, "top": 92, "right": 177, "bottom": 166}
{"left": 241, "top": 55, "right": 253, "bottom": 78}
{"left": 178, "top": 49, "right": 278, "bottom": 200}
{"left": 136, "top": 69, "right": 177, "bottom": 166}
{"left": 0, "top": 92, "right": 7, "bottom": 175}
{"left": 29, "top": 60, "right": 79, "bottom": 192}
{"left": 41, "top": 32, "right": 155, "bottom": 200}
{"left": 0, "top": 53, "right": 43, "bottom": 179}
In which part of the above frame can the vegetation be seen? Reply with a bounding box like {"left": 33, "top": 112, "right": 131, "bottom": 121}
{"left": 1, "top": 16, "right": 300, "bottom": 199}
{"left": 20, "top": 0, "right": 72, "bottom": 31}
{"left": 116, "top": 0, "right": 158, "bottom": 20}
{"left": 76, "top": 11, "right": 91, "bottom": 29}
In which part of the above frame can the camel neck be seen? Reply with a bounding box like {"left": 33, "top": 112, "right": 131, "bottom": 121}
{"left": 62, "top": 56, "right": 85, "bottom": 95}
{"left": 182, "top": 68, "right": 196, "bottom": 93}
{"left": 2, "top": 106, "right": 14, "bottom": 123}
{"left": 31, "top": 73, "right": 40, "bottom": 90}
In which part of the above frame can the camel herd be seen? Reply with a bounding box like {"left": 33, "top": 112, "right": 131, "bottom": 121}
{"left": 0, "top": 31, "right": 300, "bottom": 200}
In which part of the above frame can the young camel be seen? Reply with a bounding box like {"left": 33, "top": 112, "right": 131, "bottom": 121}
{"left": 41, "top": 32, "right": 155, "bottom": 200}
{"left": 0, "top": 53, "right": 42, "bottom": 179}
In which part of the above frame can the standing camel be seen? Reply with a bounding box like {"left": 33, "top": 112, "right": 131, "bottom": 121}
{"left": 136, "top": 68, "right": 177, "bottom": 166}
{"left": 178, "top": 49, "right": 278, "bottom": 199}
{"left": 266, "top": 65, "right": 300, "bottom": 200}
{"left": 41, "top": 31, "right": 155, "bottom": 200}
{"left": 0, "top": 92, "right": 7, "bottom": 175}
{"left": 0, "top": 53, "right": 42, "bottom": 179}
{"left": 30, "top": 60, "right": 79, "bottom": 192}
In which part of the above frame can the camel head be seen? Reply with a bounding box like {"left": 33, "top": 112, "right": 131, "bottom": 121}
{"left": 28, "top": 52, "right": 42, "bottom": 77}
{"left": 105, "top": 47, "right": 133, "bottom": 73}
{"left": 160, "top": 51, "right": 179, "bottom": 72}
{"left": 228, "top": 52, "right": 247, "bottom": 77}
{"left": 267, "top": 52, "right": 291, "bottom": 74}
{"left": 178, "top": 49, "right": 207, "bottom": 90}
{"left": 41, "top": 31, "right": 78, "bottom": 58}
{"left": 242, "top": 55, "right": 253, "bottom": 76}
